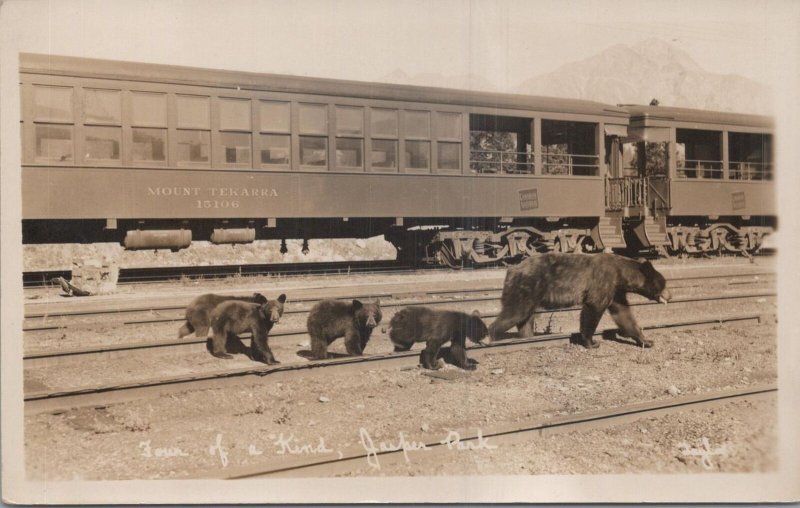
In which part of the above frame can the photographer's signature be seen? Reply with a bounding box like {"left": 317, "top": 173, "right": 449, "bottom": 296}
{"left": 677, "top": 437, "right": 733, "bottom": 470}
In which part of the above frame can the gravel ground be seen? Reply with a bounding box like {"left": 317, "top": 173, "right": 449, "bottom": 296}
{"left": 24, "top": 286, "right": 775, "bottom": 392}
{"left": 24, "top": 256, "right": 773, "bottom": 307}
{"left": 25, "top": 319, "right": 776, "bottom": 480}
{"left": 23, "top": 270, "right": 774, "bottom": 354}
{"left": 23, "top": 258, "right": 779, "bottom": 480}
{"left": 341, "top": 397, "right": 777, "bottom": 476}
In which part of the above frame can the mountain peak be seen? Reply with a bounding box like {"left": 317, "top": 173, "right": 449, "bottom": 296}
{"left": 513, "top": 39, "right": 770, "bottom": 114}
{"left": 629, "top": 38, "right": 704, "bottom": 73}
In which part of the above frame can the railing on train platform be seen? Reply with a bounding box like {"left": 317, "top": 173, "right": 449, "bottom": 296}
{"left": 542, "top": 153, "right": 599, "bottom": 176}
{"left": 677, "top": 159, "right": 723, "bottom": 179}
{"left": 469, "top": 150, "right": 534, "bottom": 174}
{"left": 605, "top": 176, "right": 648, "bottom": 210}
{"left": 469, "top": 150, "right": 601, "bottom": 176}
{"left": 730, "top": 161, "right": 773, "bottom": 181}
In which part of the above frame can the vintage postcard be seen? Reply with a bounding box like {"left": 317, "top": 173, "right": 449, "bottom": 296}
{"left": 2, "top": 0, "right": 799, "bottom": 503}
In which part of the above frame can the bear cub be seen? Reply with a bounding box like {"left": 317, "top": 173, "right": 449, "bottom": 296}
{"left": 487, "top": 253, "right": 671, "bottom": 348}
{"left": 306, "top": 299, "right": 382, "bottom": 360}
{"left": 389, "top": 307, "right": 488, "bottom": 370}
{"left": 178, "top": 292, "right": 267, "bottom": 339}
{"left": 208, "top": 294, "right": 286, "bottom": 363}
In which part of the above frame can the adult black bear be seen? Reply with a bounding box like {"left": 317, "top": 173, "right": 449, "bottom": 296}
{"left": 306, "top": 299, "right": 382, "bottom": 359}
{"left": 389, "top": 307, "right": 488, "bottom": 370}
{"left": 487, "top": 253, "right": 671, "bottom": 348}
{"left": 208, "top": 294, "right": 286, "bottom": 363}
{"left": 178, "top": 293, "right": 267, "bottom": 338}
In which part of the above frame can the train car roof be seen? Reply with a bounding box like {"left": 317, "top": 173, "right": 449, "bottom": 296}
{"left": 19, "top": 53, "right": 629, "bottom": 121}
{"left": 622, "top": 104, "right": 773, "bottom": 129}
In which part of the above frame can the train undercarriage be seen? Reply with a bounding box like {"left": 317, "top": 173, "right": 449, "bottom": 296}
{"left": 384, "top": 217, "right": 622, "bottom": 269}
{"left": 23, "top": 213, "right": 774, "bottom": 270}
{"left": 663, "top": 221, "right": 773, "bottom": 257}
{"left": 386, "top": 215, "right": 775, "bottom": 268}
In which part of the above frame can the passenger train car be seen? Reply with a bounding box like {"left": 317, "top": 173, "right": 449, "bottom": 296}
{"left": 19, "top": 54, "right": 775, "bottom": 267}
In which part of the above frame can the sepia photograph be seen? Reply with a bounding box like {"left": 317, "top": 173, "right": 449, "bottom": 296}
{"left": 1, "top": 0, "right": 799, "bottom": 504}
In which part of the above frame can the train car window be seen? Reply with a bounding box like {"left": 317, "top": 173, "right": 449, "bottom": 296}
{"left": 132, "top": 128, "right": 166, "bottom": 162}
{"left": 336, "top": 138, "right": 363, "bottom": 168}
{"left": 336, "top": 106, "right": 364, "bottom": 137}
{"left": 131, "top": 92, "right": 167, "bottom": 127}
{"left": 622, "top": 141, "right": 668, "bottom": 177}
{"left": 405, "top": 140, "right": 430, "bottom": 170}
{"left": 176, "top": 130, "right": 210, "bottom": 164}
{"left": 84, "top": 125, "right": 121, "bottom": 161}
{"left": 729, "top": 132, "right": 772, "bottom": 180}
{"left": 218, "top": 99, "right": 252, "bottom": 165}
{"left": 33, "top": 85, "right": 73, "bottom": 123}
{"left": 259, "top": 101, "right": 290, "bottom": 168}
{"left": 370, "top": 109, "right": 398, "bottom": 172}
{"left": 438, "top": 141, "right": 461, "bottom": 170}
{"left": 404, "top": 111, "right": 431, "bottom": 172}
{"left": 404, "top": 110, "right": 430, "bottom": 139}
{"left": 469, "top": 114, "right": 532, "bottom": 174}
{"left": 35, "top": 124, "right": 73, "bottom": 162}
{"left": 300, "top": 136, "right": 327, "bottom": 167}
{"left": 176, "top": 95, "right": 210, "bottom": 129}
{"left": 676, "top": 129, "right": 722, "bottom": 179}
{"left": 219, "top": 98, "right": 251, "bottom": 131}
{"left": 541, "top": 120, "right": 598, "bottom": 176}
{"left": 299, "top": 103, "right": 328, "bottom": 135}
{"left": 220, "top": 131, "right": 251, "bottom": 164}
{"left": 260, "top": 100, "right": 290, "bottom": 133}
{"left": 83, "top": 89, "right": 121, "bottom": 125}
{"left": 335, "top": 106, "right": 363, "bottom": 169}
{"left": 336, "top": 141, "right": 363, "bottom": 169}
{"left": 371, "top": 139, "right": 397, "bottom": 170}
{"left": 622, "top": 142, "right": 640, "bottom": 177}
{"left": 371, "top": 108, "right": 398, "bottom": 137}
{"left": 260, "top": 134, "right": 290, "bottom": 165}
{"left": 436, "top": 112, "right": 462, "bottom": 141}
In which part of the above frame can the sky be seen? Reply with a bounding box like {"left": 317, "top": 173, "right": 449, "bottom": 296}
{"left": 0, "top": 0, "right": 792, "bottom": 90}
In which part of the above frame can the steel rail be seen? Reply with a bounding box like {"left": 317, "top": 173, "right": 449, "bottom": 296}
{"left": 23, "top": 291, "right": 777, "bottom": 366}
{"left": 192, "top": 384, "right": 776, "bottom": 479}
{"left": 22, "top": 270, "right": 775, "bottom": 325}
{"left": 23, "top": 312, "right": 772, "bottom": 416}
{"left": 22, "top": 260, "right": 417, "bottom": 288}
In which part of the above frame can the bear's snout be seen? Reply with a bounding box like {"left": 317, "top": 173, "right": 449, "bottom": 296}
{"left": 366, "top": 316, "right": 377, "bottom": 328}
{"left": 270, "top": 311, "right": 281, "bottom": 322}
{"left": 657, "top": 289, "right": 672, "bottom": 304}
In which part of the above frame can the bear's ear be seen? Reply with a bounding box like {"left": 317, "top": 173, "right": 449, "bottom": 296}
{"left": 277, "top": 294, "right": 287, "bottom": 304}
{"left": 472, "top": 309, "right": 481, "bottom": 317}
{"left": 641, "top": 260, "right": 655, "bottom": 274}
{"left": 351, "top": 300, "right": 363, "bottom": 312}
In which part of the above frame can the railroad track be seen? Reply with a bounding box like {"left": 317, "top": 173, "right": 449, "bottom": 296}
{"left": 23, "top": 271, "right": 775, "bottom": 329}
{"left": 23, "top": 290, "right": 777, "bottom": 366}
{"left": 24, "top": 311, "right": 774, "bottom": 416}
{"left": 22, "top": 260, "right": 434, "bottom": 289}
{"left": 191, "top": 383, "right": 777, "bottom": 479}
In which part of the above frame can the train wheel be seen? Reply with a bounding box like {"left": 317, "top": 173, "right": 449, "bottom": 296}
{"left": 437, "top": 239, "right": 464, "bottom": 269}
{"left": 524, "top": 236, "right": 549, "bottom": 256}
